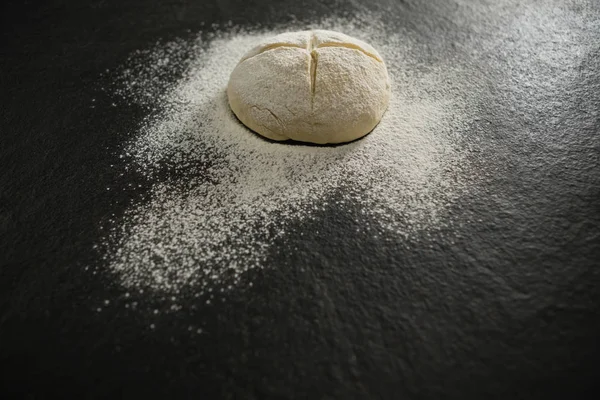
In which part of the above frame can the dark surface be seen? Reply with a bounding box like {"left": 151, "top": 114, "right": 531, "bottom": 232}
{"left": 2, "top": 0, "right": 600, "bottom": 398}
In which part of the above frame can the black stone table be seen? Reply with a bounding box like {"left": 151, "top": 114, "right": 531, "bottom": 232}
{"left": 2, "top": 0, "right": 599, "bottom": 398}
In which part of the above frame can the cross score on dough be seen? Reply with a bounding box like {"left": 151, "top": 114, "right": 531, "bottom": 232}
{"left": 227, "top": 30, "right": 390, "bottom": 145}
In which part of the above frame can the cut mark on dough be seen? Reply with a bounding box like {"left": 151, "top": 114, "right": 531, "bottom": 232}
{"left": 310, "top": 51, "right": 318, "bottom": 95}
{"left": 239, "top": 42, "right": 305, "bottom": 64}
{"left": 308, "top": 32, "right": 318, "bottom": 99}
{"left": 317, "top": 42, "right": 383, "bottom": 63}
{"left": 238, "top": 31, "right": 382, "bottom": 118}
{"left": 308, "top": 31, "right": 318, "bottom": 52}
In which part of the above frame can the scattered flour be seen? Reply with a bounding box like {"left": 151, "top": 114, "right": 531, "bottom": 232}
{"left": 102, "top": 15, "right": 473, "bottom": 305}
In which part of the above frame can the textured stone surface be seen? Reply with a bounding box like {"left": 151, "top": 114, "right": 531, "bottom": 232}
{"left": 1, "top": 0, "right": 599, "bottom": 398}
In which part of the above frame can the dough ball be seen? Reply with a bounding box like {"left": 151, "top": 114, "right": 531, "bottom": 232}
{"left": 227, "top": 30, "right": 390, "bottom": 145}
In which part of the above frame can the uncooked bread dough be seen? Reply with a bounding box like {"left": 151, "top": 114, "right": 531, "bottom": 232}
{"left": 227, "top": 30, "right": 390, "bottom": 144}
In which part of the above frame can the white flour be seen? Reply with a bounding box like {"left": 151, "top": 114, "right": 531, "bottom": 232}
{"left": 102, "top": 15, "right": 473, "bottom": 307}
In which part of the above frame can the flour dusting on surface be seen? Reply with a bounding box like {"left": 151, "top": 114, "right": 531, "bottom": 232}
{"left": 101, "top": 15, "right": 474, "bottom": 306}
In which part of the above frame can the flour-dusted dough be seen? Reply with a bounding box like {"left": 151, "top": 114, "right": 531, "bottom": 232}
{"left": 227, "top": 30, "right": 390, "bottom": 144}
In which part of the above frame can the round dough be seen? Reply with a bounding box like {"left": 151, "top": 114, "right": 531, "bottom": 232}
{"left": 227, "top": 30, "right": 390, "bottom": 144}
